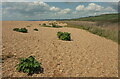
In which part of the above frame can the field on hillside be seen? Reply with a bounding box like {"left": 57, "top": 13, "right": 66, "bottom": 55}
{"left": 66, "top": 13, "right": 119, "bottom": 23}
{"left": 63, "top": 14, "right": 119, "bottom": 43}
{"left": 2, "top": 21, "right": 118, "bottom": 77}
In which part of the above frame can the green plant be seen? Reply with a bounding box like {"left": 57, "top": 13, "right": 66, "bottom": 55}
{"left": 13, "top": 28, "right": 19, "bottom": 31}
{"left": 19, "top": 28, "right": 28, "bottom": 33}
{"left": 51, "top": 24, "right": 56, "bottom": 27}
{"left": 13, "top": 28, "right": 28, "bottom": 33}
{"left": 42, "top": 23, "right": 46, "bottom": 26}
{"left": 57, "top": 32, "right": 63, "bottom": 38}
{"left": 16, "top": 56, "right": 42, "bottom": 75}
{"left": 51, "top": 24, "right": 63, "bottom": 28}
{"left": 57, "top": 32, "right": 71, "bottom": 41}
{"left": 34, "top": 28, "right": 38, "bottom": 31}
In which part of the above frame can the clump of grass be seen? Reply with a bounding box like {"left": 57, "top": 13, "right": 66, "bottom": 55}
{"left": 13, "top": 28, "right": 28, "bottom": 33}
{"left": 57, "top": 32, "right": 71, "bottom": 41}
{"left": 16, "top": 56, "right": 43, "bottom": 75}
{"left": 34, "top": 28, "right": 38, "bottom": 31}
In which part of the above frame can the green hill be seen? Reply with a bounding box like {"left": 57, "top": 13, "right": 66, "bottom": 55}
{"left": 64, "top": 13, "right": 119, "bottom": 44}
{"left": 67, "top": 13, "right": 120, "bottom": 23}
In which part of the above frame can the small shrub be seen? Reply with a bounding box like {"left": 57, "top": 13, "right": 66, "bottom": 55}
{"left": 42, "top": 23, "right": 46, "bottom": 26}
{"left": 51, "top": 24, "right": 62, "bottom": 28}
{"left": 49, "top": 23, "right": 52, "bottom": 25}
{"left": 51, "top": 24, "right": 56, "bottom": 27}
{"left": 16, "top": 56, "right": 42, "bottom": 75}
{"left": 57, "top": 32, "right": 71, "bottom": 41}
{"left": 13, "top": 28, "right": 28, "bottom": 33}
{"left": 57, "top": 32, "right": 63, "bottom": 38}
{"left": 34, "top": 28, "right": 38, "bottom": 31}
{"left": 19, "top": 28, "right": 28, "bottom": 33}
{"left": 13, "top": 28, "right": 19, "bottom": 31}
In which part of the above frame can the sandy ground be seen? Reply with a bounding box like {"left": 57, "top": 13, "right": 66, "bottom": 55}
{"left": 2, "top": 21, "right": 118, "bottom": 77}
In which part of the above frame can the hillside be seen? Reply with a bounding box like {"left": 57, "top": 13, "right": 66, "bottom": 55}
{"left": 66, "top": 13, "right": 120, "bottom": 23}
{"left": 63, "top": 13, "right": 119, "bottom": 44}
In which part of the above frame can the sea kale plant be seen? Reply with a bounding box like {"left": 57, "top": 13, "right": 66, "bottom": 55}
{"left": 57, "top": 32, "right": 71, "bottom": 41}
{"left": 13, "top": 28, "right": 19, "bottom": 31}
{"left": 16, "top": 56, "right": 42, "bottom": 75}
{"left": 34, "top": 28, "right": 38, "bottom": 31}
{"left": 13, "top": 28, "right": 28, "bottom": 33}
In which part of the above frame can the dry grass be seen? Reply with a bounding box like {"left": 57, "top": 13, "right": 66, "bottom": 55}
{"left": 64, "top": 21, "right": 118, "bottom": 44}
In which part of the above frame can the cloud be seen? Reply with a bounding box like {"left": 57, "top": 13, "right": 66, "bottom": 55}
{"left": 50, "top": 6, "right": 60, "bottom": 11}
{"left": 2, "top": 2, "right": 118, "bottom": 20}
{"left": 2, "top": 1, "right": 72, "bottom": 20}
{"left": 85, "top": 3, "right": 104, "bottom": 11}
{"left": 76, "top": 3, "right": 116, "bottom": 12}
{"left": 104, "top": 6, "right": 116, "bottom": 11}
{"left": 3, "top": 2, "right": 49, "bottom": 15}
{"left": 34, "top": 1, "right": 49, "bottom": 7}
{"left": 76, "top": 5, "right": 84, "bottom": 11}
{"left": 58, "top": 8, "right": 71, "bottom": 14}
{"left": 2, "top": 0, "right": 29, "bottom": 2}
{"left": 74, "top": 3, "right": 118, "bottom": 18}
{"left": 2, "top": 0, "right": 119, "bottom": 2}
{"left": 2, "top": 2, "right": 63, "bottom": 20}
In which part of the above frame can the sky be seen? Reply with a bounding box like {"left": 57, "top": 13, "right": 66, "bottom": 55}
{"left": 1, "top": 1, "right": 119, "bottom": 21}
{"left": 1, "top": 0, "right": 120, "bottom": 2}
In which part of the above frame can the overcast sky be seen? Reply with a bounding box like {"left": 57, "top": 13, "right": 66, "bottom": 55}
{"left": 2, "top": 1, "right": 119, "bottom": 21}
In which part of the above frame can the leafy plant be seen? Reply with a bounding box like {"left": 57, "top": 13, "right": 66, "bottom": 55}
{"left": 13, "top": 28, "right": 19, "bottom": 31}
{"left": 42, "top": 23, "right": 46, "bottom": 26}
{"left": 57, "top": 32, "right": 63, "bottom": 38}
{"left": 34, "top": 28, "right": 38, "bottom": 31}
{"left": 13, "top": 28, "right": 28, "bottom": 33}
{"left": 57, "top": 32, "right": 71, "bottom": 41}
{"left": 16, "top": 56, "right": 42, "bottom": 75}
{"left": 51, "top": 24, "right": 56, "bottom": 27}
{"left": 51, "top": 24, "right": 63, "bottom": 28}
{"left": 19, "top": 28, "right": 28, "bottom": 33}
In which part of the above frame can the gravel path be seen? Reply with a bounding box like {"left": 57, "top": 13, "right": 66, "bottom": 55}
{"left": 2, "top": 21, "right": 118, "bottom": 77}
